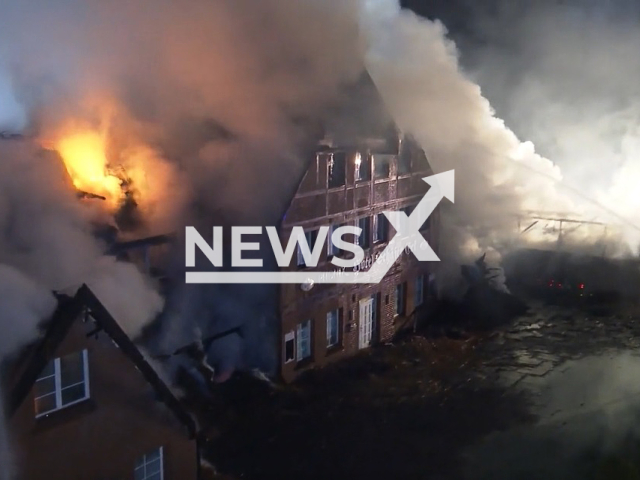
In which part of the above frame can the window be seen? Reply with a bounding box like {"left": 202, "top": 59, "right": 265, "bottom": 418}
{"left": 284, "top": 331, "right": 295, "bottom": 363}
{"left": 398, "top": 143, "right": 411, "bottom": 175}
{"left": 373, "top": 154, "right": 392, "bottom": 179}
{"left": 328, "top": 152, "right": 346, "bottom": 188}
{"left": 395, "top": 283, "right": 406, "bottom": 316}
{"left": 297, "top": 229, "right": 317, "bottom": 267}
{"left": 356, "top": 217, "right": 370, "bottom": 249}
{"left": 327, "top": 223, "right": 345, "bottom": 257}
{"left": 373, "top": 213, "right": 388, "bottom": 243}
{"left": 34, "top": 350, "right": 89, "bottom": 416}
{"left": 415, "top": 275, "right": 425, "bottom": 307}
{"left": 135, "top": 447, "right": 164, "bottom": 480}
{"left": 326, "top": 309, "right": 341, "bottom": 348}
{"left": 296, "top": 320, "right": 312, "bottom": 361}
{"left": 354, "top": 152, "right": 370, "bottom": 182}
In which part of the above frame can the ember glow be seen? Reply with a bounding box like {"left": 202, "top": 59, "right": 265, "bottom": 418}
{"left": 54, "top": 130, "right": 123, "bottom": 205}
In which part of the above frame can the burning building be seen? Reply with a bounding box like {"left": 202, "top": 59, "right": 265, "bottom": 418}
{"left": 276, "top": 136, "right": 438, "bottom": 381}
{"left": 142, "top": 72, "right": 441, "bottom": 384}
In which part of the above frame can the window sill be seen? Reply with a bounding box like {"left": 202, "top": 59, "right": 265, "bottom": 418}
{"left": 325, "top": 345, "right": 344, "bottom": 357}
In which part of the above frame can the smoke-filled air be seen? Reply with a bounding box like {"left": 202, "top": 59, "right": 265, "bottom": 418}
{"left": 1, "top": 0, "right": 639, "bottom": 478}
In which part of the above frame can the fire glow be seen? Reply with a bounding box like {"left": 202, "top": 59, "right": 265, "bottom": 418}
{"left": 54, "top": 130, "right": 123, "bottom": 206}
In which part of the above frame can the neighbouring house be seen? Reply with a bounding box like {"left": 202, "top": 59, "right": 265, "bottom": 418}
{"left": 4, "top": 285, "right": 200, "bottom": 480}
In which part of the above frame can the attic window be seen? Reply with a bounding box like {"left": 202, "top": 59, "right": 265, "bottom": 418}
{"left": 34, "top": 350, "right": 90, "bottom": 417}
{"left": 373, "top": 154, "right": 392, "bottom": 179}
{"left": 398, "top": 143, "right": 411, "bottom": 175}
{"left": 328, "top": 152, "right": 346, "bottom": 188}
{"left": 354, "top": 152, "right": 370, "bottom": 182}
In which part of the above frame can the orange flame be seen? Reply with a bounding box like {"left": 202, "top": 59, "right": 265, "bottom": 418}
{"left": 54, "top": 130, "right": 123, "bottom": 206}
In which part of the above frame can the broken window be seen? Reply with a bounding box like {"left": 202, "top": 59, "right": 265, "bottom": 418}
{"left": 135, "top": 447, "right": 164, "bottom": 480}
{"left": 296, "top": 320, "right": 312, "bottom": 361}
{"left": 373, "top": 154, "right": 392, "bottom": 179}
{"left": 373, "top": 213, "right": 388, "bottom": 244}
{"left": 34, "top": 350, "right": 90, "bottom": 417}
{"left": 326, "top": 309, "right": 341, "bottom": 348}
{"left": 328, "top": 152, "right": 346, "bottom": 188}
{"left": 354, "top": 152, "right": 370, "bottom": 182}
{"left": 284, "top": 331, "right": 295, "bottom": 363}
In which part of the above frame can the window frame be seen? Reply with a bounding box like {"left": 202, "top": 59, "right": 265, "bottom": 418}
{"left": 373, "top": 154, "right": 392, "bottom": 180}
{"left": 296, "top": 229, "right": 317, "bottom": 268}
{"left": 296, "top": 319, "right": 312, "bottom": 362}
{"left": 328, "top": 152, "right": 347, "bottom": 189}
{"left": 134, "top": 446, "right": 164, "bottom": 480}
{"left": 34, "top": 349, "right": 90, "bottom": 418}
{"left": 415, "top": 275, "right": 425, "bottom": 307}
{"left": 354, "top": 152, "right": 370, "bottom": 182}
{"left": 284, "top": 331, "right": 295, "bottom": 364}
{"left": 356, "top": 217, "right": 371, "bottom": 250}
{"left": 395, "top": 282, "right": 406, "bottom": 316}
{"left": 373, "top": 213, "right": 389, "bottom": 244}
{"left": 398, "top": 143, "right": 412, "bottom": 176}
{"left": 326, "top": 309, "right": 341, "bottom": 348}
{"left": 327, "top": 223, "right": 346, "bottom": 258}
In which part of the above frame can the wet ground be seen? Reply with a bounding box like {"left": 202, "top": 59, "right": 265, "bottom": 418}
{"left": 202, "top": 297, "right": 640, "bottom": 480}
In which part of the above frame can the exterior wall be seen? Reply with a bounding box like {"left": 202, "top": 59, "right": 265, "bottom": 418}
{"left": 278, "top": 138, "right": 440, "bottom": 382}
{"left": 8, "top": 317, "right": 198, "bottom": 480}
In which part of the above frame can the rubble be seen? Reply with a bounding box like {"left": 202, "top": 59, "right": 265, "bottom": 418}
{"left": 421, "top": 254, "right": 529, "bottom": 337}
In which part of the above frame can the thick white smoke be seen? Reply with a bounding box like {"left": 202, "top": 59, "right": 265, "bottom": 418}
{"left": 0, "top": 265, "right": 57, "bottom": 480}
{"left": 0, "top": 0, "right": 637, "bottom": 477}
{"left": 0, "top": 136, "right": 164, "bottom": 480}
{"left": 427, "top": 0, "right": 640, "bottom": 251}
{"left": 0, "top": 1, "right": 363, "bottom": 476}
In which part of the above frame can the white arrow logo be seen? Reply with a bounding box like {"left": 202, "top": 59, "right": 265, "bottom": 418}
{"left": 185, "top": 170, "right": 454, "bottom": 284}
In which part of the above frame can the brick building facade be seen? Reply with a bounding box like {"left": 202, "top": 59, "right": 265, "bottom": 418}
{"left": 277, "top": 134, "right": 439, "bottom": 382}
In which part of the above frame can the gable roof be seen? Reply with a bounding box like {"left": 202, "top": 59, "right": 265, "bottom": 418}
{"left": 321, "top": 69, "right": 399, "bottom": 148}
{"left": 7, "top": 285, "right": 197, "bottom": 438}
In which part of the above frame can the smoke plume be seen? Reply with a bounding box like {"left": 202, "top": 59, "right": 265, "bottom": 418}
{"left": 408, "top": 0, "right": 640, "bottom": 251}
{"left": 1, "top": 0, "right": 639, "bottom": 477}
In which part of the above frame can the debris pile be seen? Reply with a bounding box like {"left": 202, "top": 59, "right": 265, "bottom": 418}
{"left": 422, "top": 254, "right": 529, "bottom": 337}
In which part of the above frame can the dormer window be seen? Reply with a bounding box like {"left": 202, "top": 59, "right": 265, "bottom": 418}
{"left": 34, "top": 350, "right": 90, "bottom": 417}
{"left": 373, "top": 154, "right": 392, "bottom": 179}
{"left": 328, "top": 152, "right": 346, "bottom": 188}
{"left": 354, "top": 152, "right": 370, "bottom": 182}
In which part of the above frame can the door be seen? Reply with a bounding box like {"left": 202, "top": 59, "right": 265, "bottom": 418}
{"left": 359, "top": 297, "right": 375, "bottom": 349}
